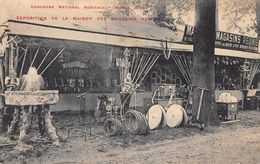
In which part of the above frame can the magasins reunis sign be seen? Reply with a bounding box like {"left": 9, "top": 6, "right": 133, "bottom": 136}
{"left": 183, "top": 25, "right": 259, "bottom": 52}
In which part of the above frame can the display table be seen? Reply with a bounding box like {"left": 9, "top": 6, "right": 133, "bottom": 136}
{"left": 215, "top": 90, "right": 244, "bottom": 110}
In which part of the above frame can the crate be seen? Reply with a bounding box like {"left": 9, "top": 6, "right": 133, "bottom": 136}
{"left": 4, "top": 90, "right": 59, "bottom": 106}
{"left": 216, "top": 102, "right": 238, "bottom": 120}
{"left": 227, "top": 102, "right": 238, "bottom": 114}
{"left": 216, "top": 103, "right": 228, "bottom": 120}
{"left": 244, "top": 96, "right": 260, "bottom": 110}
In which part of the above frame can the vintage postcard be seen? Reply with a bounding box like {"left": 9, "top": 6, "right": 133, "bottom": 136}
{"left": 0, "top": 0, "right": 259, "bottom": 163}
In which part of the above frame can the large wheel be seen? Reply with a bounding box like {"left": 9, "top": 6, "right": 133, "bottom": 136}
{"left": 180, "top": 107, "right": 188, "bottom": 126}
{"left": 166, "top": 104, "right": 183, "bottom": 128}
{"left": 147, "top": 105, "right": 163, "bottom": 130}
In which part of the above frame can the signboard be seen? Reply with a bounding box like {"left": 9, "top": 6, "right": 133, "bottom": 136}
{"left": 183, "top": 25, "right": 259, "bottom": 53}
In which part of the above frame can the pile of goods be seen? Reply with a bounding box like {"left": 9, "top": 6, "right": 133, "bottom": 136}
{"left": 123, "top": 110, "right": 149, "bottom": 135}
{"left": 146, "top": 104, "right": 188, "bottom": 130}
{"left": 103, "top": 49, "right": 191, "bottom": 137}
{"left": 100, "top": 94, "right": 149, "bottom": 136}
{"left": 217, "top": 92, "right": 238, "bottom": 103}
{"left": 103, "top": 118, "right": 123, "bottom": 137}
{"left": 102, "top": 83, "right": 190, "bottom": 137}
{"left": 216, "top": 92, "right": 239, "bottom": 120}
{"left": 103, "top": 104, "right": 189, "bottom": 137}
{"left": 103, "top": 110, "right": 149, "bottom": 137}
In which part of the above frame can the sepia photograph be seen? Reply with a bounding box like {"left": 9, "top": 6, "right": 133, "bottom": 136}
{"left": 0, "top": 0, "right": 259, "bottom": 163}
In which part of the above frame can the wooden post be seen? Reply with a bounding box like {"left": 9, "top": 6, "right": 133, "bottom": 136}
{"left": 192, "top": 0, "right": 219, "bottom": 126}
{"left": 18, "top": 107, "right": 30, "bottom": 142}
{"left": 256, "top": 0, "right": 260, "bottom": 38}
{"left": 44, "top": 105, "right": 60, "bottom": 146}
{"left": 7, "top": 107, "right": 21, "bottom": 136}
{"left": 37, "top": 105, "right": 45, "bottom": 136}
{"left": 0, "top": 58, "right": 5, "bottom": 109}
{"left": 9, "top": 39, "right": 16, "bottom": 85}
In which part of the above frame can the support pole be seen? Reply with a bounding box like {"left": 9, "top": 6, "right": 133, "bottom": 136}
{"left": 18, "top": 107, "right": 30, "bottom": 142}
{"left": 30, "top": 46, "right": 40, "bottom": 67}
{"left": 7, "top": 107, "right": 21, "bottom": 137}
{"left": 192, "top": 0, "right": 219, "bottom": 126}
{"left": 9, "top": 40, "right": 15, "bottom": 84}
{"left": 19, "top": 47, "right": 28, "bottom": 77}
{"left": 37, "top": 47, "right": 52, "bottom": 72}
{"left": 37, "top": 105, "right": 45, "bottom": 136}
{"left": 40, "top": 48, "right": 65, "bottom": 75}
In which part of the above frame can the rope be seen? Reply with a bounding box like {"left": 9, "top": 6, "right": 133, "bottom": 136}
{"left": 103, "top": 118, "right": 123, "bottom": 137}
{"left": 123, "top": 110, "right": 149, "bottom": 135}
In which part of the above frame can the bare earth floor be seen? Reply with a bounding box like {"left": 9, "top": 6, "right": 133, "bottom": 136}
{"left": 1, "top": 110, "right": 260, "bottom": 164}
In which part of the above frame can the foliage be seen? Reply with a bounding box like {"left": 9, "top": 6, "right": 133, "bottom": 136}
{"left": 153, "top": 12, "right": 176, "bottom": 31}
{"left": 169, "top": 0, "right": 194, "bottom": 25}
{"left": 111, "top": 0, "right": 259, "bottom": 37}
{"left": 113, "top": 0, "right": 194, "bottom": 26}
{"left": 220, "top": 0, "right": 257, "bottom": 35}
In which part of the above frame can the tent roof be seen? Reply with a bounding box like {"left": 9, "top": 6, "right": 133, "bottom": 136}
{"left": 3, "top": 19, "right": 183, "bottom": 48}
{"left": 1, "top": 0, "right": 260, "bottom": 59}
{"left": 2, "top": 20, "right": 260, "bottom": 60}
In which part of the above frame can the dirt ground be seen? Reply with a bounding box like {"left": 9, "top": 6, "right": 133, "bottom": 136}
{"left": 0, "top": 110, "right": 260, "bottom": 164}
